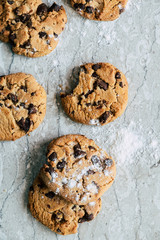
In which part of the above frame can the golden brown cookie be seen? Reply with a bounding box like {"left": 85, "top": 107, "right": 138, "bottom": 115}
{"left": 28, "top": 175, "right": 101, "bottom": 235}
{"left": 0, "top": 73, "right": 46, "bottom": 141}
{"left": 61, "top": 63, "right": 128, "bottom": 126}
{"left": 0, "top": 0, "right": 67, "bottom": 57}
{"left": 40, "top": 134, "right": 116, "bottom": 205}
{"left": 71, "top": 0, "right": 128, "bottom": 21}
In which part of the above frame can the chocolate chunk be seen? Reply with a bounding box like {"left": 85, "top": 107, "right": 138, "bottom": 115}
{"left": 37, "top": 181, "right": 45, "bottom": 188}
{"left": 115, "top": 72, "right": 121, "bottom": 79}
{"left": 27, "top": 20, "right": 32, "bottom": 28}
{"left": 119, "top": 82, "right": 123, "bottom": 88}
{"left": 31, "top": 92, "right": 36, "bottom": 96}
{"left": 104, "top": 158, "right": 113, "bottom": 167}
{"left": 49, "top": 3, "right": 61, "bottom": 12}
{"left": 84, "top": 90, "right": 94, "bottom": 98}
{"left": 29, "top": 186, "right": 34, "bottom": 191}
{"left": 48, "top": 152, "right": 57, "bottom": 161}
{"left": 97, "top": 80, "right": 109, "bottom": 90}
{"left": 92, "top": 72, "right": 98, "bottom": 78}
{"left": 74, "top": 3, "right": 79, "bottom": 9}
{"left": 92, "top": 64, "right": 101, "bottom": 71}
{"left": 57, "top": 228, "right": 61, "bottom": 233}
{"left": 0, "top": 103, "right": 3, "bottom": 107}
{"left": 37, "top": 3, "right": 48, "bottom": 15}
{"left": 57, "top": 159, "right": 66, "bottom": 171}
{"left": 20, "top": 102, "right": 25, "bottom": 108}
{"left": 74, "top": 144, "right": 86, "bottom": 158}
{"left": 13, "top": 7, "right": 19, "bottom": 15}
{"left": 91, "top": 155, "right": 100, "bottom": 164}
{"left": 17, "top": 117, "right": 31, "bottom": 132}
{"left": 119, "top": 8, "right": 125, "bottom": 14}
{"left": 6, "top": 25, "right": 11, "bottom": 31}
{"left": 7, "top": 0, "right": 14, "bottom": 4}
{"left": 19, "top": 40, "right": 30, "bottom": 49}
{"left": 88, "top": 146, "right": 96, "bottom": 150}
{"left": 39, "top": 32, "right": 47, "bottom": 38}
{"left": 28, "top": 104, "right": 37, "bottom": 114}
{"left": 20, "top": 85, "right": 27, "bottom": 92}
{"left": 60, "top": 93, "right": 66, "bottom": 98}
{"left": 47, "top": 204, "right": 50, "bottom": 208}
{"left": 86, "top": 6, "right": 94, "bottom": 14}
{"left": 45, "top": 191, "right": 55, "bottom": 199}
{"left": 0, "top": 85, "right": 4, "bottom": 90}
{"left": 19, "top": 14, "right": 30, "bottom": 23}
{"left": 9, "top": 33, "right": 16, "bottom": 46}
{"left": 87, "top": 169, "right": 95, "bottom": 175}
{"left": 79, "top": 211, "right": 94, "bottom": 223}
{"left": 86, "top": 103, "right": 91, "bottom": 106}
{"left": 45, "top": 166, "right": 54, "bottom": 175}
{"left": 77, "top": 3, "right": 85, "bottom": 10}
{"left": 99, "top": 111, "right": 110, "bottom": 124}
{"left": 7, "top": 93, "right": 18, "bottom": 104}
{"left": 54, "top": 33, "right": 58, "bottom": 38}
{"left": 81, "top": 66, "right": 87, "bottom": 73}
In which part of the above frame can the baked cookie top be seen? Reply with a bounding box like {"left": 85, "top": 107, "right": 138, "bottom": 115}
{"left": 40, "top": 134, "right": 116, "bottom": 205}
{"left": 71, "top": 0, "right": 128, "bottom": 21}
{"left": 0, "top": 0, "right": 67, "bottom": 57}
{"left": 0, "top": 73, "right": 46, "bottom": 141}
{"left": 61, "top": 63, "right": 128, "bottom": 126}
{"left": 28, "top": 175, "right": 101, "bottom": 235}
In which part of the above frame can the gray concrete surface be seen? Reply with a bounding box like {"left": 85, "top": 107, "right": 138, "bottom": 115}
{"left": 0, "top": 0, "right": 160, "bottom": 239}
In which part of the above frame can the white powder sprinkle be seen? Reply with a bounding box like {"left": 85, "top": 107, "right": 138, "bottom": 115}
{"left": 51, "top": 172, "right": 58, "bottom": 182}
{"left": 86, "top": 183, "right": 98, "bottom": 194}
{"left": 104, "top": 169, "right": 110, "bottom": 176}
{"left": 75, "top": 195, "right": 79, "bottom": 201}
{"left": 48, "top": 34, "right": 54, "bottom": 38}
{"left": 68, "top": 179, "right": 76, "bottom": 188}
{"left": 90, "top": 119, "right": 100, "bottom": 126}
{"left": 89, "top": 202, "right": 96, "bottom": 206}
{"left": 55, "top": 188, "right": 59, "bottom": 194}
{"left": 62, "top": 177, "right": 68, "bottom": 184}
{"left": 81, "top": 196, "right": 87, "bottom": 203}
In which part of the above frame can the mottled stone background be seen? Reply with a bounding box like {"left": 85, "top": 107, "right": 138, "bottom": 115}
{"left": 0, "top": 0, "right": 160, "bottom": 239}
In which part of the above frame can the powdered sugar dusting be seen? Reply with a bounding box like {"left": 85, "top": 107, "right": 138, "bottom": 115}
{"left": 108, "top": 122, "right": 144, "bottom": 166}
{"left": 89, "top": 201, "right": 96, "bottom": 206}
{"left": 90, "top": 119, "right": 100, "bottom": 126}
{"left": 68, "top": 179, "right": 76, "bottom": 188}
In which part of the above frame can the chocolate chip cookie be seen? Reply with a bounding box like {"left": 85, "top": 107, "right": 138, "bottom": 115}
{"left": 61, "top": 63, "right": 128, "bottom": 126}
{"left": 71, "top": 0, "right": 128, "bottom": 21}
{"left": 0, "top": 73, "right": 46, "bottom": 141}
{"left": 0, "top": 0, "right": 67, "bottom": 57}
{"left": 40, "top": 134, "right": 116, "bottom": 205}
{"left": 28, "top": 175, "right": 101, "bottom": 235}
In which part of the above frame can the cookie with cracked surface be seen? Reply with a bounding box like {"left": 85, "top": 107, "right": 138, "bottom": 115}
{"left": 0, "top": 73, "right": 46, "bottom": 141}
{"left": 40, "top": 134, "right": 116, "bottom": 205}
{"left": 71, "top": 0, "right": 128, "bottom": 21}
{"left": 61, "top": 63, "right": 128, "bottom": 126}
{"left": 0, "top": 0, "right": 67, "bottom": 57}
{"left": 28, "top": 175, "right": 101, "bottom": 235}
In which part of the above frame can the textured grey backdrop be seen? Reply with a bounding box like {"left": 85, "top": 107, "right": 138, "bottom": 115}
{"left": 0, "top": 0, "right": 160, "bottom": 239}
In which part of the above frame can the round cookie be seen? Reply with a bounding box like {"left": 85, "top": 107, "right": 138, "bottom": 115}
{"left": 0, "top": 73, "right": 46, "bottom": 141}
{"left": 61, "top": 63, "right": 128, "bottom": 126}
{"left": 71, "top": 0, "right": 128, "bottom": 21}
{"left": 28, "top": 175, "right": 101, "bottom": 235}
{"left": 0, "top": 0, "right": 67, "bottom": 57}
{"left": 40, "top": 134, "right": 116, "bottom": 205}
